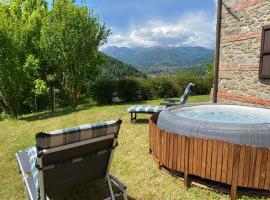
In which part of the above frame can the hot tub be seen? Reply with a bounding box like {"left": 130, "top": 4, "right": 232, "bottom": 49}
{"left": 149, "top": 104, "right": 270, "bottom": 200}
{"left": 157, "top": 104, "right": 270, "bottom": 148}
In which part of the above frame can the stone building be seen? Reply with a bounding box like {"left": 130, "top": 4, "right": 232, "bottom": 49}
{"left": 214, "top": 0, "right": 270, "bottom": 106}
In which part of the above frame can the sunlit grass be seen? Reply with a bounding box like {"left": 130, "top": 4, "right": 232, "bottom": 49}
{"left": 0, "top": 95, "right": 266, "bottom": 199}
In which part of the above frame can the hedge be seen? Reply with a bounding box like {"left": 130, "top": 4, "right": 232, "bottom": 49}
{"left": 91, "top": 74, "right": 212, "bottom": 104}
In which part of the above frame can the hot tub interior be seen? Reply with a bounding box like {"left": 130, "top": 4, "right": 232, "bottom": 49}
{"left": 172, "top": 104, "right": 270, "bottom": 124}
{"left": 157, "top": 104, "right": 270, "bottom": 148}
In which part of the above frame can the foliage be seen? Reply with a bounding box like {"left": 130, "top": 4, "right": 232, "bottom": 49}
{"left": 0, "top": 0, "right": 47, "bottom": 117}
{"left": 175, "top": 73, "right": 213, "bottom": 96}
{"left": 118, "top": 78, "right": 141, "bottom": 102}
{"left": 91, "top": 79, "right": 117, "bottom": 104}
{"left": 180, "top": 66, "right": 207, "bottom": 76}
{"left": 91, "top": 72, "right": 212, "bottom": 104}
{"left": 0, "top": 112, "right": 12, "bottom": 121}
{"left": 149, "top": 77, "right": 178, "bottom": 98}
{"left": 99, "top": 53, "right": 145, "bottom": 79}
{"left": 137, "top": 79, "right": 154, "bottom": 100}
{"left": 33, "top": 79, "right": 49, "bottom": 96}
{"left": 205, "top": 63, "right": 214, "bottom": 77}
{"left": 40, "top": 0, "right": 110, "bottom": 108}
{"left": 0, "top": 0, "right": 110, "bottom": 117}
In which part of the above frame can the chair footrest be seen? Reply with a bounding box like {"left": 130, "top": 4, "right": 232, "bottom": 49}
{"left": 127, "top": 105, "right": 165, "bottom": 113}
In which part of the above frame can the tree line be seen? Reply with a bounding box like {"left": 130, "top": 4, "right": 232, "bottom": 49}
{"left": 0, "top": 0, "right": 110, "bottom": 117}
{"left": 0, "top": 0, "right": 214, "bottom": 119}
{"left": 92, "top": 72, "right": 213, "bottom": 104}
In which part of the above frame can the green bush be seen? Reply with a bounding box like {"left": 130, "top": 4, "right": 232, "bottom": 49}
{"left": 192, "top": 76, "right": 213, "bottom": 95}
{"left": 118, "top": 78, "right": 140, "bottom": 102}
{"left": 90, "top": 73, "right": 212, "bottom": 105}
{"left": 0, "top": 112, "right": 12, "bottom": 120}
{"left": 149, "top": 77, "right": 178, "bottom": 98}
{"left": 137, "top": 79, "right": 154, "bottom": 100}
{"left": 91, "top": 79, "right": 117, "bottom": 104}
{"left": 174, "top": 73, "right": 212, "bottom": 96}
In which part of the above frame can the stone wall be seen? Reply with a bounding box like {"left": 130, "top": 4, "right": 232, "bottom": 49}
{"left": 217, "top": 0, "right": 270, "bottom": 106}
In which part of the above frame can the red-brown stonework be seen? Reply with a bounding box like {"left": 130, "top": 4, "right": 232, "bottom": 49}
{"left": 218, "top": 90, "right": 270, "bottom": 106}
{"left": 220, "top": 65, "right": 259, "bottom": 71}
{"left": 221, "top": 31, "right": 261, "bottom": 43}
{"left": 217, "top": 0, "right": 270, "bottom": 106}
{"left": 232, "top": 0, "right": 263, "bottom": 12}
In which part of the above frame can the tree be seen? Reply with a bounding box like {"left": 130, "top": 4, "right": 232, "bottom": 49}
{"left": 40, "top": 0, "right": 110, "bottom": 108}
{"left": 0, "top": 0, "right": 47, "bottom": 117}
{"left": 205, "top": 63, "right": 214, "bottom": 77}
{"left": 32, "top": 79, "right": 49, "bottom": 112}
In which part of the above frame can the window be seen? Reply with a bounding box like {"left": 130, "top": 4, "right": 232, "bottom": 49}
{"left": 259, "top": 25, "right": 270, "bottom": 79}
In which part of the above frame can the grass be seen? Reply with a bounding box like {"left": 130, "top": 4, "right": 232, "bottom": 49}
{"left": 0, "top": 95, "right": 267, "bottom": 200}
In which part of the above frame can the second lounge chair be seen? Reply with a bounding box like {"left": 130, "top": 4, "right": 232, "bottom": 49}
{"left": 127, "top": 82, "right": 195, "bottom": 123}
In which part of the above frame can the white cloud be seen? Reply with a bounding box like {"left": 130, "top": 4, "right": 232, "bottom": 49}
{"left": 105, "top": 11, "right": 216, "bottom": 49}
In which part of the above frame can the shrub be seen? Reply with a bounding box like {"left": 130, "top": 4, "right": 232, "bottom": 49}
{"left": 192, "top": 76, "right": 213, "bottom": 95}
{"left": 118, "top": 77, "right": 141, "bottom": 102}
{"left": 149, "top": 77, "right": 178, "bottom": 98}
{"left": 91, "top": 73, "right": 212, "bottom": 105}
{"left": 0, "top": 112, "right": 12, "bottom": 121}
{"left": 174, "top": 73, "right": 212, "bottom": 96}
{"left": 91, "top": 79, "right": 117, "bottom": 104}
{"left": 137, "top": 79, "right": 154, "bottom": 100}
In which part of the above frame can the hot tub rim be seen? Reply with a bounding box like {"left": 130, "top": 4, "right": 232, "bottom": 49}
{"left": 160, "top": 103, "right": 270, "bottom": 130}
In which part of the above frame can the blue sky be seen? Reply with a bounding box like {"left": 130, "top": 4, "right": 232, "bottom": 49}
{"left": 77, "top": 0, "right": 217, "bottom": 49}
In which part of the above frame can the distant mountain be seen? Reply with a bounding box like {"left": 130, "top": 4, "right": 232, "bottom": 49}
{"left": 99, "top": 52, "right": 145, "bottom": 79}
{"left": 102, "top": 46, "right": 214, "bottom": 68}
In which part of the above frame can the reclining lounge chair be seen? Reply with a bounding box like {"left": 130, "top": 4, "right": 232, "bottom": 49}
{"left": 127, "top": 82, "right": 194, "bottom": 123}
{"left": 16, "top": 119, "right": 127, "bottom": 200}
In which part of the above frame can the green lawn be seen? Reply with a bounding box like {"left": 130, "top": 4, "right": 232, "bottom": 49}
{"left": 0, "top": 95, "right": 266, "bottom": 199}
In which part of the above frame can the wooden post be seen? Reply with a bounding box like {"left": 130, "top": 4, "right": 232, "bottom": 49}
{"left": 53, "top": 86, "right": 56, "bottom": 112}
{"left": 149, "top": 120, "right": 152, "bottom": 154}
{"left": 184, "top": 137, "right": 190, "bottom": 187}
{"left": 34, "top": 94, "right": 37, "bottom": 113}
{"left": 231, "top": 145, "right": 240, "bottom": 200}
{"left": 158, "top": 130, "right": 163, "bottom": 170}
{"left": 213, "top": 0, "right": 222, "bottom": 103}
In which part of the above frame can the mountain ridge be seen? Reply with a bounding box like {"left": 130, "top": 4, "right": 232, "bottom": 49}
{"left": 102, "top": 46, "right": 214, "bottom": 68}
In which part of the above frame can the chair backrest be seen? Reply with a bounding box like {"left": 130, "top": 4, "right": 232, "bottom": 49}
{"left": 35, "top": 119, "right": 122, "bottom": 198}
{"left": 179, "top": 82, "right": 195, "bottom": 105}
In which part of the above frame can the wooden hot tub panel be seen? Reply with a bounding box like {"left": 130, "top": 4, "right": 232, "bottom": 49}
{"left": 149, "top": 113, "right": 270, "bottom": 200}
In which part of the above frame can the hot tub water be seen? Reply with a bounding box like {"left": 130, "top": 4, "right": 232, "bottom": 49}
{"left": 157, "top": 104, "right": 270, "bottom": 147}
{"left": 172, "top": 105, "right": 270, "bottom": 124}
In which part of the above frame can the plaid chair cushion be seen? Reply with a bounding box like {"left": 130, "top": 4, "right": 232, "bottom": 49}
{"left": 27, "top": 147, "right": 39, "bottom": 191}
{"left": 127, "top": 105, "right": 165, "bottom": 113}
{"left": 36, "top": 119, "right": 122, "bottom": 149}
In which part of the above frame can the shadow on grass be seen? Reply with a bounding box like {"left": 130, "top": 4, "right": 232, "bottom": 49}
{"left": 56, "top": 179, "right": 136, "bottom": 200}
{"left": 165, "top": 167, "right": 270, "bottom": 199}
{"left": 19, "top": 103, "right": 95, "bottom": 122}
{"left": 19, "top": 100, "right": 150, "bottom": 122}
{"left": 132, "top": 119, "right": 149, "bottom": 124}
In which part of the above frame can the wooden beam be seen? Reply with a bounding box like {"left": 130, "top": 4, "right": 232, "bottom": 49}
{"left": 213, "top": 0, "right": 222, "bottom": 103}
